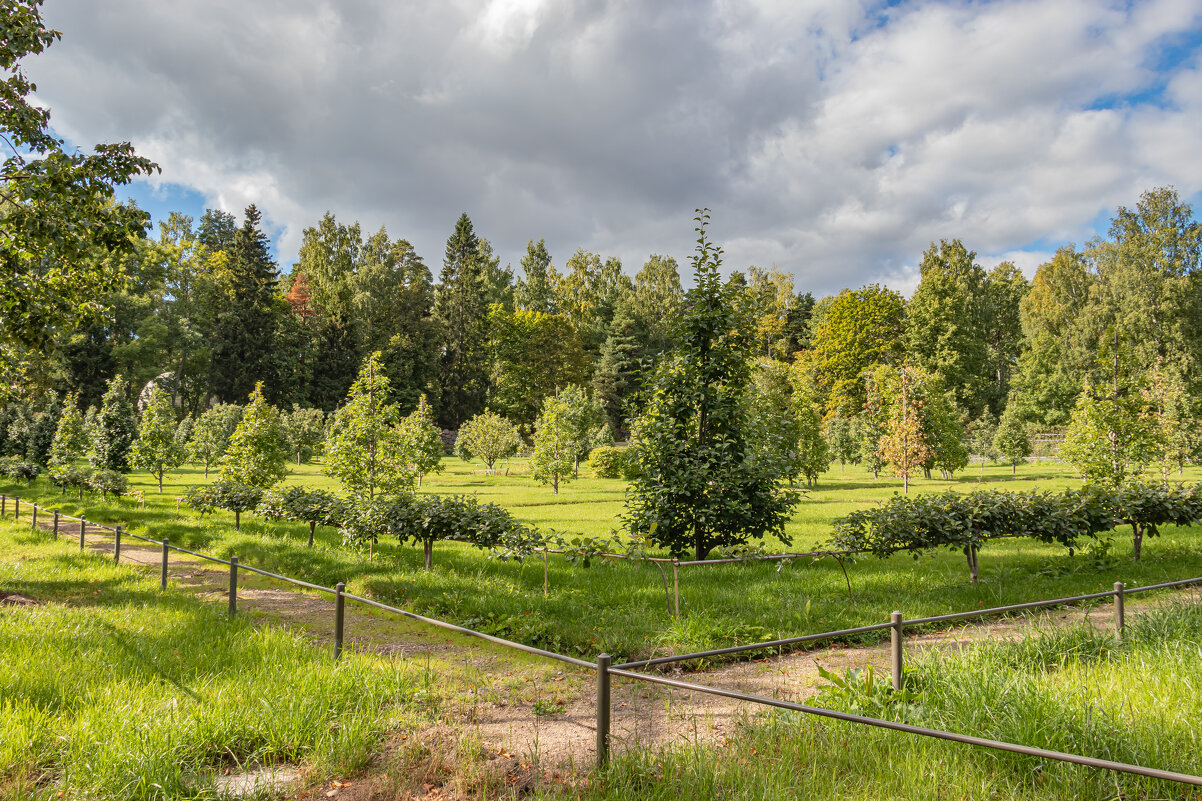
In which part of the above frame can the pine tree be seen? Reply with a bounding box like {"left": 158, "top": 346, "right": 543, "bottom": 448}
{"left": 434, "top": 213, "right": 490, "bottom": 427}
{"left": 130, "top": 385, "right": 185, "bottom": 491}
{"left": 220, "top": 383, "right": 289, "bottom": 489}
{"left": 592, "top": 299, "right": 646, "bottom": 434}
{"left": 90, "top": 376, "right": 136, "bottom": 471}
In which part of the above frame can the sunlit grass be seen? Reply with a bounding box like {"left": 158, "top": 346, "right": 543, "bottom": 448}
{"left": 548, "top": 602, "right": 1202, "bottom": 801}
{"left": 4, "top": 459, "right": 1202, "bottom": 663}
{"left": 0, "top": 528, "right": 426, "bottom": 801}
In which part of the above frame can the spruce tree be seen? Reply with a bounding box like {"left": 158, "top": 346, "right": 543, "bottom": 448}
{"left": 130, "top": 385, "right": 185, "bottom": 491}
{"left": 90, "top": 376, "right": 136, "bottom": 471}
{"left": 209, "top": 205, "right": 280, "bottom": 403}
{"left": 434, "top": 213, "right": 490, "bottom": 427}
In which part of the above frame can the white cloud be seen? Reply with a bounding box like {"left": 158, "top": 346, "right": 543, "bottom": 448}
{"left": 26, "top": 0, "right": 1202, "bottom": 294}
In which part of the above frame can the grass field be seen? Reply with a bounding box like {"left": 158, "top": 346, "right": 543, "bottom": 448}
{"left": 4, "top": 457, "right": 1202, "bottom": 663}
{"left": 555, "top": 601, "right": 1202, "bottom": 800}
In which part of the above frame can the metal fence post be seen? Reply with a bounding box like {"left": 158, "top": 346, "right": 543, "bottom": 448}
{"left": 53, "top": 510, "right": 59, "bottom": 538}
{"left": 79, "top": 515, "right": 86, "bottom": 551}
{"left": 334, "top": 582, "right": 346, "bottom": 660}
{"left": 596, "top": 653, "right": 612, "bottom": 768}
{"left": 114, "top": 526, "right": 122, "bottom": 563}
{"left": 228, "top": 556, "right": 238, "bottom": 617}
{"left": 891, "top": 611, "right": 904, "bottom": 691}
{"left": 161, "top": 538, "right": 169, "bottom": 591}
{"left": 30, "top": 503, "right": 37, "bottom": 529}
{"left": 1114, "top": 582, "right": 1126, "bottom": 640}
{"left": 672, "top": 559, "right": 680, "bottom": 619}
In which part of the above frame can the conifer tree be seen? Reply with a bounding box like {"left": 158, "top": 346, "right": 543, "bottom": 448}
{"left": 209, "top": 205, "right": 280, "bottom": 403}
{"left": 434, "top": 213, "right": 490, "bottom": 427}
{"left": 130, "top": 385, "right": 185, "bottom": 491}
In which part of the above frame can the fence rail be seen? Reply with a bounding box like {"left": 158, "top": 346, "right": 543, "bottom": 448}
{"left": 3, "top": 491, "right": 1202, "bottom": 787}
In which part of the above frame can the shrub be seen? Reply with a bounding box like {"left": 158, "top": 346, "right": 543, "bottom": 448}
{"left": 257, "top": 487, "right": 348, "bottom": 546}
{"left": 87, "top": 470, "right": 128, "bottom": 499}
{"left": 183, "top": 480, "right": 263, "bottom": 529}
{"left": 49, "top": 466, "right": 92, "bottom": 499}
{"left": 588, "top": 446, "right": 640, "bottom": 479}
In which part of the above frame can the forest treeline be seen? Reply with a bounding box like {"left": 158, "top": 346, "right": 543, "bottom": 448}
{"left": 3, "top": 186, "right": 1200, "bottom": 454}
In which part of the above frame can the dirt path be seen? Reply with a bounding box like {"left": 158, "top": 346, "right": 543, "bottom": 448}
{"left": 10, "top": 506, "right": 1202, "bottom": 782}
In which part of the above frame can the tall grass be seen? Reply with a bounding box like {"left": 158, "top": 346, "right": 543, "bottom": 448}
{"left": 558, "top": 602, "right": 1202, "bottom": 800}
{"left": 0, "top": 529, "right": 425, "bottom": 800}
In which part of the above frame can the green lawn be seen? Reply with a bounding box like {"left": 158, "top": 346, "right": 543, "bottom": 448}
{"left": 5, "top": 458, "right": 1202, "bottom": 663}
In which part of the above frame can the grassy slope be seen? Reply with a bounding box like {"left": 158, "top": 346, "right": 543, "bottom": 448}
{"left": 4, "top": 459, "right": 1202, "bottom": 662}
{"left": 0, "top": 525, "right": 430, "bottom": 801}
{"left": 553, "top": 601, "right": 1202, "bottom": 800}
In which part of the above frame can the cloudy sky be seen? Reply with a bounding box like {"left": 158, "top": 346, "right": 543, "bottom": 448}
{"left": 28, "top": 0, "right": 1202, "bottom": 294}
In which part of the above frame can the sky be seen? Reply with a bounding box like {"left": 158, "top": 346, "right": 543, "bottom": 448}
{"left": 26, "top": 0, "right": 1202, "bottom": 296}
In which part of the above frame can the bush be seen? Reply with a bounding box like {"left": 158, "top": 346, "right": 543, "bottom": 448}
{"left": 340, "top": 492, "right": 533, "bottom": 569}
{"left": 257, "top": 487, "right": 349, "bottom": 546}
{"left": 49, "top": 466, "right": 92, "bottom": 498}
{"left": 0, "top": 457, "right": 39, "bottom": 484}
{"left": 87, "top": 470, "right": 128, "bottom": 499}
{"left": 830, "top": 482, "right": 1202, "bottom": 579}
{"left": 588, "top": 446, "right": 639, "bottom": 479}
{"left": 183, "top": 480, "right": 263, "bottom": 529}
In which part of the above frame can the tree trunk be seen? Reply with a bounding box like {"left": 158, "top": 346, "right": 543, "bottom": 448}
{"left": 308, "top": 521, "right": 315, "bottom": 548}
{"left": 1012, "top": 463, "right": 1016, "bottom": 476}
{"left": 1132, "top": 523, "right": 1143, "bottom": 562}
{"left": 234, "top": 509, "right": 240, "bottom": 530}
{"left": 424, "top": 539, "right": 433, "bottom": 570}
{"left": 553, "top": 474, "right": 558, "bottom": 494}
{"left": 965, "top": 545, "right": 979, "bottom": 583}
{"left": 204, "top": 462, "right": 209, "bottom": 478}
{"left": 903, "top": 473, "right": 909, "bottom": 494}
{"left": 157, "top": 468, "right": 164, "bottom": 493}
{"left": 417, "top": 473, "right": 422, "bottom": 488}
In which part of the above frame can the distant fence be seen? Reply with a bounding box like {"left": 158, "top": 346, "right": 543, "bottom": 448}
{"left": 3, "top": 491, "right": 1202, "bottom": 787}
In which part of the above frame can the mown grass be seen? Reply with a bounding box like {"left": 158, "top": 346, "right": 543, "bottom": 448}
{"left": 0, "top": 525, "right": 431, "bottom": 801}
{"left": 5, "top": 459, "right": 1202, "bottom": 663}
{"left": 557, "top": 601, "right": 1202, "bottom": 800}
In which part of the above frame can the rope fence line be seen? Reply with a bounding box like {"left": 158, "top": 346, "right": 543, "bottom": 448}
{"left": 3, "top": 491, "right": 1202, "bottom": 787}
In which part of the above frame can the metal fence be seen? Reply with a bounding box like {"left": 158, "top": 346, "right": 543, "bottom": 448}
{"left": 3, "top": 491, "right": 1202, "bottom": 788}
